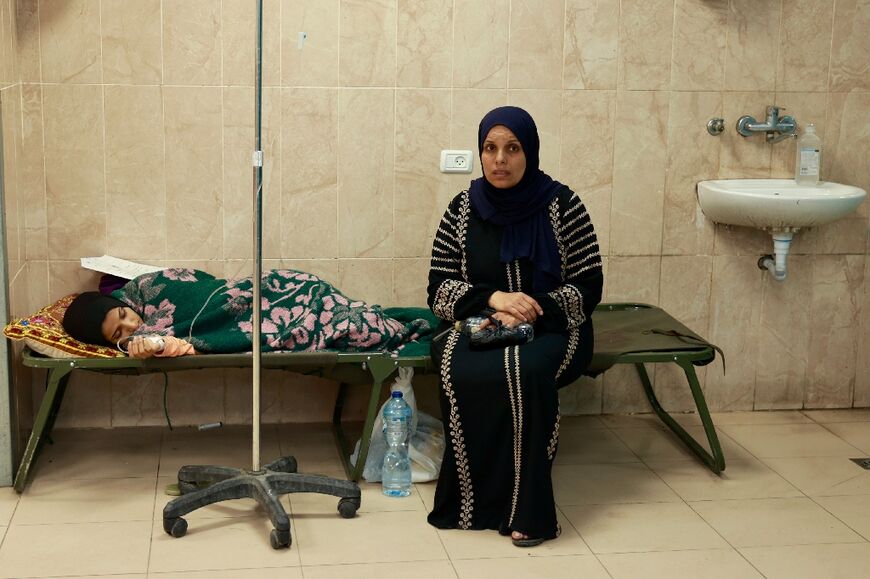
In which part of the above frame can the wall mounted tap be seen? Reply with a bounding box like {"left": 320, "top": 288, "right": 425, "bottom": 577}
{"left": 736, "top": 106, "right": 797, "bottom": 143}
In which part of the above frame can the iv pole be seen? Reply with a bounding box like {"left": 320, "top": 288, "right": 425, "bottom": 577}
{"left": 159, "top": 2, "right": 360, "bottom": 549}
{"left": 251, "top": 0, "right": 264, "bottom": 474}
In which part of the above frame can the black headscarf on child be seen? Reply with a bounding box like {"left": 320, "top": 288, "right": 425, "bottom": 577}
{"left": 62, "top": 291, "right": 128, "bottom": 347}
{"left": 468, "top": 106, "right": 564, "bottom": 293}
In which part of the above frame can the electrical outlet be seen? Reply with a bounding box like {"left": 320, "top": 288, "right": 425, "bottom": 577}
{"left": 440, "top": 150, "right": 473, "bottom": 174}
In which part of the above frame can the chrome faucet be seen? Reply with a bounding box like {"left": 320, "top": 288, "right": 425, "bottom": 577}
{"left": 736, "top": 106, "right": 797, "bottom": 143}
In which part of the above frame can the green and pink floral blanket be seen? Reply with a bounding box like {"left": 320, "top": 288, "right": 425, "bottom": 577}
{"left": 114, "top": 269, "right": 432, "bottom": 354}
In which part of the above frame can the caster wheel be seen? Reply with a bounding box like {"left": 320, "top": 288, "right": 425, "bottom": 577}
{"left": 337, "top": 497, "right": 360, "bottom": 519}
{"left": 270, "top": 528, "right": 291, "bottom": 549}
{"left": 163, "top": 517, "right": 188, "bottom": 538}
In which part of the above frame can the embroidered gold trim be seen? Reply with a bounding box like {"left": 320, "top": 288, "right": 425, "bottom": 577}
{"left": 440, "top": 330, "right": 474, "bottom": 529}
{"left": 547, "top": 401, "right": 561, "bottom": 461}
{"left": 506, "top": 345, "right": 523, "bottom": 527}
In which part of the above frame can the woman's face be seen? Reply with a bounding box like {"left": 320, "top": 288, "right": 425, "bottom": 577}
{"left": 101, "top": 306, "right": 143, "bottom": 345}
{"left": 481, "top": 125, "right": 526, "bottom": 189}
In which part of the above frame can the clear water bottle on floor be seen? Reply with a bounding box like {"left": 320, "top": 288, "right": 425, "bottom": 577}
{"left": 382, "top": 391, "right": 412, "bottom": 497}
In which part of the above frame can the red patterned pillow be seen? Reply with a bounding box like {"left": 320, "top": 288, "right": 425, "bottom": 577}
{"left": 3, "top": 294, "right": 125, "bottom": 359}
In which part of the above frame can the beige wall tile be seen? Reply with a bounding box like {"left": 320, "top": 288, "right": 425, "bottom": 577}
{"left": 43, "top": 84, "right": 106, "bottom": 260}
{"left": 101, "top": 0, "right": 162, "bottom": 85}
{"left": 671, "top": 0, "right": 727, "bottom": 91}
{"left": 223, "top": 87, "right": 281, "bottom": 260}
{"left": 663, "top": 91, "right": 720, "bottom": 256}
{"left": 162, "top": 369, "right": 226, "bottom": 426}
{"left": 104, "top": 85, "right": 165, "bottom": 261}
{"left": 280, "top": 88, "right": 338, "bottom": 259}
{"left": 339, "top": 0, "right": 396, "bottom": 87}
{"left": 611, "top": 90, "right": 668, "bottom": 256}
{"left": 222, "top": 0, "right": 280, "bottom": 87}
{"left": 336, "top": 258, "right": 393, "bottom": 307}
{"left": 754, "top": 255, "right": 811, "bottom": 410}
{"left": 393, "top": 257, "right": 429, "bottom": 307}
{"left": 618, "top": 0, "right": 674, "bottom": 90}
{"left": 825, "top": 92, "right": 870, "bottom": 195}
{"left": 1, "top": 87, "right": 20, "bottom": 270}
{"left": 796, "top": 92, "right": 870, "bottom": 256}
{"left": 337, "top": 89, "right": 394, "bottom": 258}
{"left": 508, "top": 90, "right": 563, "bottom": 180}
{"left": 0, "top": 0, "right": 13, "bottom": 87}
{"left": 713, "top": 224, "right": 770, "bottom": 257}
{"left": 48, "top": 261, "right": 102, "bottom": 300}
{"left": 15, "top": 0, "right": 40, "bottom": 82}
{"left": 806, "top": 255, "right": 864, "bottom": 408}
{"left": 397, "top": 0, "right": 452, "bottom": 88}
{"left": 25, "top": 260, "right": 48, "bottom": 315}
{"left": 560, "top": 376, "right": 604, "bottom": 415}
{"left": 282, "top": 0, "right": 339, "bottom": 87}
{"left": 163, "top": 86, "right": 222, "bottom": 260}
{"left": 276, "top": 259, "right": 340, "bottom": 286}
{"left": 830, "top": 0, "right": 870, "bottom": 91}
{"left": 21, "top": 85, "right": 47, "bottom": 261}
{"left": 725, "top": 0, "right": 780, "bottom": 91}
{"left": 560, "top": 90, "right": 615, "bottom": 256}
{"left": 394, "top": 89, "right": 451, "bottom": 258}
{"left": 162, "top": 0, "right": 221, "bottom": 86}
{"left": 857, "top": 254, "right": 870, "bottom": 406}
{"left": 563, "top": 0, "right": 618, "bottom": 90}
{"left": 110, "top": 374, "right": 167, "bottom": 427}
{"left": 705, "top": 255, "right": 762, "bottom": 411}
{"left": 53, "top": 372, "right": 112, "bottom": 428}
{"left": 509, "top": 0, "right": 564, "bottom": 89}
{"left": 450, "top": 89, "right": 507, "bottom": 149}
{"left": 453, "top": 0, "right": 509, "bottom": 88}
{"left": 602, "top": 256, "right": 661, "bottom": 414}
{"left": 655, "top": 255, "right": 713, "bottom": 411}
{"left": 39, "top": 0, "right": 101, "bottom": 83}
{"left": 777, "top": 0, "right": 834, "bottom": 92}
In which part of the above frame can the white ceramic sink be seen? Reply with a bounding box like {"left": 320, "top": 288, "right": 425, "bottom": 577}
{"left": 697, "top": 179, "right": 866, "bottom": 230}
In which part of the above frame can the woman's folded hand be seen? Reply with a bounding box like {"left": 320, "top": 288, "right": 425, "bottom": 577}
{"left": 487, "top": 290, "right": 543, "bottom": 323}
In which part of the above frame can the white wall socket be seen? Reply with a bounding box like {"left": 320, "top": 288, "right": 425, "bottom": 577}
{"left": 440, "top": 150, "right": 473, "bottom": 174}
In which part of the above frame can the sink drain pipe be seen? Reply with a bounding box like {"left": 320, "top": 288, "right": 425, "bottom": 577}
{"left": 758, "top": 231, "right": 794, "bottom": 282}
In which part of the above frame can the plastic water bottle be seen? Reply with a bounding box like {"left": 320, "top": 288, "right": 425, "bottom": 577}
{"left": 382, "top": 391, "right": 412, "bottom": 497}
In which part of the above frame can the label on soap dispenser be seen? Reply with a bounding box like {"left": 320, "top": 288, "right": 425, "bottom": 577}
{"left": 799, "top": 147, "right": 820, "bottom": 176}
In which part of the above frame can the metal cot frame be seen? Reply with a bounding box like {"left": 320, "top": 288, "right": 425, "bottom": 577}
{"left": 12, "top": 303, "right": 725, "bottom": 493}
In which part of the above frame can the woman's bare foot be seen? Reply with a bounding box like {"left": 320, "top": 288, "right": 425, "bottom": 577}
{"left": 511, "top": 530, "right": 545, "bottom": 547}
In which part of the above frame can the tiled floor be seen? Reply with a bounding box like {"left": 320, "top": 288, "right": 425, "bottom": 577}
{"left": 2, "top": 410, "right": 870, "bottom": 578}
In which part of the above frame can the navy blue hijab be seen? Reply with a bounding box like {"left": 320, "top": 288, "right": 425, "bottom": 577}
{"left": 469, "top": 106, "right": 563, "bottom": 292}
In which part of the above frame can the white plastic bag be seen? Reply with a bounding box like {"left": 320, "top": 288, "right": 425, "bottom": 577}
{"left": 350, "top": 367, "right": 445, "bottom": 482}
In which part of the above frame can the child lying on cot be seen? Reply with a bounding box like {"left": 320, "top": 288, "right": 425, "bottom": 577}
{"left": 62, "top": 268, "right": 431, "bottom": 358}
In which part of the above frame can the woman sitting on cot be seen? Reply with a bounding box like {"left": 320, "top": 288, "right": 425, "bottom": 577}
{"left": 62, "top": 268, "right": 431, "bottom": 358}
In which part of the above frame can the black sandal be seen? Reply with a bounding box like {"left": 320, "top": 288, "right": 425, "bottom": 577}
{"left": 511, "top": 535, "right": 546, "bottom": 548}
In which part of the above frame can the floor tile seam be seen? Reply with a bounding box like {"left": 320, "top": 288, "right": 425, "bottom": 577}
{"left": 555, "top": 503, "right": 596, "bottom": 559}
{"left": 553, "top": 503, "right": 616, "bottom": 574}
{"left": 557, "top": 498, "right": 689, "bottom": 508}
{"left": 815, "top": 421, "right": 870, "bottom": 454}
{"left": 6, "top": 518, "right": 157, "bottom": 527}
{"left": 145, "top": 472, "right": 162, "bottom": 576}
{"left": 806, "top": 494, "right": 870, "bottom": 543}
{"left": 643, "top": 455, "right": 808, "bottom": 502}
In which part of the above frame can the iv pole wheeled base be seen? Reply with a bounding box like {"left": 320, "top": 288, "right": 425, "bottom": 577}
{"left": 162, "top": 456, "right": 360, "bottom": 548}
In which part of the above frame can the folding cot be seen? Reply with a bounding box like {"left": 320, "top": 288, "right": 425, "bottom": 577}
{"left": 12, "top": 303, "right": 724, "bottom": 493}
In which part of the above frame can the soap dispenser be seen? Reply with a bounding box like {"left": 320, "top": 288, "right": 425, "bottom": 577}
{"left": 795, "top": 123, "right": 822, "bottom": 185}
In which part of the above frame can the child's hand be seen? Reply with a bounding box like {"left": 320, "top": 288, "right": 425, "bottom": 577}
{"left": 126, "top": 336, "right": 164, "bottom": 358}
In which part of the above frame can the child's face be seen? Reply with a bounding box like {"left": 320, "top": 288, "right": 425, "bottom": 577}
{"left": 101, "top": 306, "right": 143, "bottom": 345}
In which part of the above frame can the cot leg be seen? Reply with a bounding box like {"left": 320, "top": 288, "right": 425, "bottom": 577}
{"left": 13, "top": 367, "right": 73, "bottom": 492}
{"left": 332, "top": 357, "right": 399, "bottom": 482}
{"left": 635, "top": 362, "right": 726, "bottom": 475}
